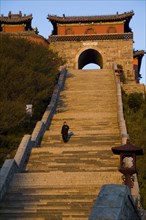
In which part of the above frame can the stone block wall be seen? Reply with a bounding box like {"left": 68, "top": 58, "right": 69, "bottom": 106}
{"left": 122, "top": 83, "right": 145, "bottom": 95}
{"left": 49, "top": 38, "right": 134, "bottom": 80}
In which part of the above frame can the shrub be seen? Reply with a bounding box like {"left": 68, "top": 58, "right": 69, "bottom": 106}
{"left": 122, "top": 90, "right": 146, "bottom": 209}
{"left": 0, "top": 35, "right": 64, "bottom": 166}
{"left": 127, "top": 93, "right": 143, "bottom": 112}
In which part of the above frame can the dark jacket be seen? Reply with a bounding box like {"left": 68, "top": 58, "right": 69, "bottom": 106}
{"left": 61, "top": 125, "right": 69, "bottom": 134}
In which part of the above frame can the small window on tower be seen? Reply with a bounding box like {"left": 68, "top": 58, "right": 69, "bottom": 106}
{"left": 107, "top": 26, "right": 117, "bottom": 33}
{"left": 85, "top": 28, "right": 96, "bottom": 35}
{"left": 65, "top": 28, "right": 74, "bottom": 35}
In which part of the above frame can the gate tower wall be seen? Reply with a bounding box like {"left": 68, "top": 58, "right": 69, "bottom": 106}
{"left": 49, "top": 38, "right": 134, "bottom": 80}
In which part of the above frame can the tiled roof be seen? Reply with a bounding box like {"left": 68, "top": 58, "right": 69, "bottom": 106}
{"left": 0, "top": 11, "right": 33, "bottom": 23}
{"left": 47, "top": 11, "right": 134, "bottom": 23}
{"left": 133, "top": 50, "right": 146, "bottom": 57}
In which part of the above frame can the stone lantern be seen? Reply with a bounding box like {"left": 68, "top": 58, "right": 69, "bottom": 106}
{"left": 112, "top": 140, "right": 143, "bottom": 191}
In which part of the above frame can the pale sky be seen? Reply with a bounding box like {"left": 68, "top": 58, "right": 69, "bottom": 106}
{"left": 1, "top": 0, "right": 146, "bottom": 84}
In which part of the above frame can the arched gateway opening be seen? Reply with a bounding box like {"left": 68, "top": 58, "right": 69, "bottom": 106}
{"left": 78, "top": 49, "right": 103, "bottom": 69}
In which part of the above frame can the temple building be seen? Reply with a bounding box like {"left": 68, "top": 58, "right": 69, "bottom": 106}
{"left": 0, "top": 11, "right": 48, "bottom": 46}
{"left": 47, "top": 11, "right": 145, "bottom": 84}
{"left": 0, "top": 11, "right": 33, "bottom": 32}
{"left": 47, "top": 11, "right": 133, "bottom": 36}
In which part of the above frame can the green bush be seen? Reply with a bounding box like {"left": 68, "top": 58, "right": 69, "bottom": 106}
{"left": 127, "top": 93, "right": 143, "bottom": 112}
{"left": 122, "top": 90, "right": 146, "bottom": 209}
{"left": 0, "top": 35, "right": 64, "bottom": 166}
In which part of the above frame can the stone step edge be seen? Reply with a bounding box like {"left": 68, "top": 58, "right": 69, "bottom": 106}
{"left": 10, "top": 172, "right": 122, "bottom": 187}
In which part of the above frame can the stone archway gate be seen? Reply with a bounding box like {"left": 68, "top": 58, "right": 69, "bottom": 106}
{"left": 48, "top": 12, "right": 135, "bottom": 80}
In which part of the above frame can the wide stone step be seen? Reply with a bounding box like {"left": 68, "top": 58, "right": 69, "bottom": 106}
{"left": 41, "top": 132, "right": 120, "bottom": 144}
{"left": 9, "top": 172, "right": 122, "bottom": 188}
{"left": 0, "top": 171, "right": 122, "bottom": 219}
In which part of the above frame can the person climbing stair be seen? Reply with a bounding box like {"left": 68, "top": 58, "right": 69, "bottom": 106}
{"left": 61, "top": 121, "right": 69, "bottom": 143}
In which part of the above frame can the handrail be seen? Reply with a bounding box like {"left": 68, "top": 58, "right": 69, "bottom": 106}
{"left": 112, "top": 63, "right": 128, "bottom": 145}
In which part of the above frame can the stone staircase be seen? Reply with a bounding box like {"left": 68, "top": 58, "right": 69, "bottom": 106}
{"left": 0, "top": 69, "right": 123, "bottom": 220}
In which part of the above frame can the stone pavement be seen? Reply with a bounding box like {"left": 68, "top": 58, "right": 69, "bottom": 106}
{"left": 0, "top": 69, "right": 123, "bottom": 219}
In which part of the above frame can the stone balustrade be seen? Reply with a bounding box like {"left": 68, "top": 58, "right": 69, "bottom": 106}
{"left": 0, "top": 66, "right": 67, "bottom": 200}
{"left": 0, "top": 159, "right": 18, "bottom": 200}
{"left": 31, "top": 121, "right": 45, "bottom": 147}
{"left": 89, "top": 184, "right": 142, "bottom": 220}
{"left": 113, "top": 63, "right": 142, "bottom": 208}
{"left": 113, "top": 63, "right": 128, "bottom": 145}
{"left": 14, "top": 134, "right": 32, "bottom": 170}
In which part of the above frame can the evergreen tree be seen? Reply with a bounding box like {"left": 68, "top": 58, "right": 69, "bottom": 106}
{"left": 0, "top": 35, "right": 64, "bottom": 166}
